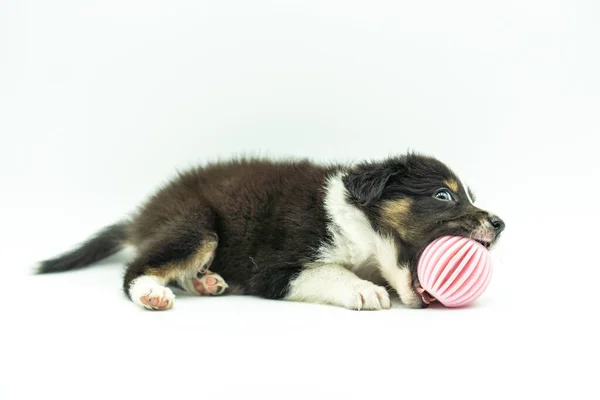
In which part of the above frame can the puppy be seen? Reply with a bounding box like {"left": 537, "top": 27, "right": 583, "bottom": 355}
{"left": 35, "top": 153, "right": 505, "bottom": 311}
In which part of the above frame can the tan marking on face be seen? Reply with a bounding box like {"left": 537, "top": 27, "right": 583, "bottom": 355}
{"left": 381, "top": 198, "right": 415, "bottom": 239}
{"left": 444, "top": 179, "right": 459, "bottom": 193}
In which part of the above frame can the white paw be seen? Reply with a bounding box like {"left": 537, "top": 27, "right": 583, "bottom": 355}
{"left": 347, "top": 282, "right": 391, "bottom": 311}
{"left": 129, "top": 276, "right": 175, "bottom": 311}
{"left": 400, "top": 290, "right": 425, "bottom": 309}
{"left": 394, "top": 268, "right": 426, "bottom": 309}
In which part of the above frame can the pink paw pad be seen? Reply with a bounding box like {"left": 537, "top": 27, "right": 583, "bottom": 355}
{"left": 193, "top": 272, "right": 228, "bottom": 296}
{"left": 139, "top": 289, "right": 173, "bottom": 310}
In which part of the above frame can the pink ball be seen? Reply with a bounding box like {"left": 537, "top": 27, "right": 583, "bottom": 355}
{"left": 417, "top": 236, "right": 493, "bottom": 307}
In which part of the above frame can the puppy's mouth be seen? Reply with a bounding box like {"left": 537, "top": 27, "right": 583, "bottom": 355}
{"left": 416, "top": 285, "right": 436, "bottom": 304}
{"left": 474, "top": 239, "right": 492, "bottom": 249}
{"left": 414, "top": 281, "right": 436, "bottom": 305}
{"left": 471, "top": 230, "right": 494, "bottom": 249}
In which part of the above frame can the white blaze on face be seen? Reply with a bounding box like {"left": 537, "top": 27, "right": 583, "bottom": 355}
{"left": 458, "top": 175, "right": 475, "bottom": 205}
{"left": 465, "top": 184, "right": 475, "bottom": 204}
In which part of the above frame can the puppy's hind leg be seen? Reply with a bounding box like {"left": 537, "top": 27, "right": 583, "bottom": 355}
{"left": 125, "top": 233, "right": 229, "bottom": 310}
{"left": 284, "top": 264, "right": 391, "bottom": 311}
{"left": 175, "top": 238, "right": 228, "bottom": 297}
{"left": 186, "top": 271, "right": 229, "bottom": 296}
{"left": 124, "top": 210, "right": 229, "bottom": 310}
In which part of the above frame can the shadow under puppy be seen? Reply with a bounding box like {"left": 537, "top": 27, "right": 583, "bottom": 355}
{"left": 36, "top": 153, "right": 505, "bottom": 311}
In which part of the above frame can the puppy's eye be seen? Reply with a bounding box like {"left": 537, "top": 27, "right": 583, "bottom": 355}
{"left": 434, "top": 190, "right": 454, "bottom": 201}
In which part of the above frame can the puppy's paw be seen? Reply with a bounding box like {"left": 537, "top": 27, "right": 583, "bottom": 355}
{"left": 129, "top": 276, "right": 175, "bottom": 310}
{"left": 400, "top": 291, "right": 427, "bottom": 309}
{"left": 346, "top": 282, "right": 391, "bottom": 311}
{"left": 394, "top": 268, "right": 427, "bottom": 309}
{"left": 192, "top": 271, "right": 229, "bottom": 296}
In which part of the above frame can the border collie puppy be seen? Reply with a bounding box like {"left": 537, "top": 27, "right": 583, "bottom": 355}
{"left": 36, "top": 153, "right": 505, "bottom": 311}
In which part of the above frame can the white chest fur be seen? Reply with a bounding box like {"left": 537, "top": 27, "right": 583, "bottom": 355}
{"left": 318, "top": 173, "right": 399, "bottom": 276}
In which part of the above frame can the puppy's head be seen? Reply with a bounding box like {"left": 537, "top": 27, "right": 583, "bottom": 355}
{"left": 343, "top": 152, "right": 505, "bottom": 260}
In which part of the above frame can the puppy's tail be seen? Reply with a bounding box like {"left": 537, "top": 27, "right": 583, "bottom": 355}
{"left": 35, "top": 222, "right": 128, "bottom": 274}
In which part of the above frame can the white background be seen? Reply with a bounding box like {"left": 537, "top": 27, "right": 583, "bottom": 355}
{"left": 1, "top": 1, "right": 599, "bottom": 399}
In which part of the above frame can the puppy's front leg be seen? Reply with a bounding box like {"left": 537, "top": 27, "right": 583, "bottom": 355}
{"left": 380, "top": 264, "right": 426, "bottom": 309}
{"left": 284, "top": 264, "right": 391, "bottom": 310}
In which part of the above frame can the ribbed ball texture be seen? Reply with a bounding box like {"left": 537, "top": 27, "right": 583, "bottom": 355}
{"left": 417, "top": 236, "right": 493, "bottom": 307}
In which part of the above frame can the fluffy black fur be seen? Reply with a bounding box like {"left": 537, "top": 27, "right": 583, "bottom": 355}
{"left": 36, "top": 153, "right": 504, "bottom": 307}
{"left": 37, "top": 223, "right": 127, "bottom": 273}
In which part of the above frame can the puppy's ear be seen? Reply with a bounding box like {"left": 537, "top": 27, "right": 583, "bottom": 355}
{"left": 342, "top": 161, "right": 404, "bottom": 206}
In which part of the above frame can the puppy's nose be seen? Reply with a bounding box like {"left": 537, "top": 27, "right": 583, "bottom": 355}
{"left": 488, "top": 216, "right": 505, "bottom": 235}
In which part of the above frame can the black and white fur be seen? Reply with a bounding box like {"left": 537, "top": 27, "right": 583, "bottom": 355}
{"left": 36, "top": 153, "right": 505, "bottom": 311}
